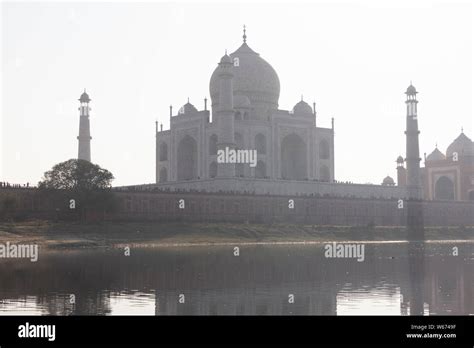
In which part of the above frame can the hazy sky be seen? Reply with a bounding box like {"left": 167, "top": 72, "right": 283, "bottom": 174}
{"left": 1, "top": 0, "right": 473, "bottom": 186}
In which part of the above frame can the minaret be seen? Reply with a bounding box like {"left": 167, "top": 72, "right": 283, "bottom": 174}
{"left": 404, "top": 83, "right": 422, "bottom": 199}
{"left": 77, "top": 90, "right": 92, "bottom": 162}
{"left": 216, "top": 52, "right": 235, "bottom": 178}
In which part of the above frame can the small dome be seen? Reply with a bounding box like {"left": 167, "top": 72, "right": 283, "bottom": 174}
{"left": 220, "top": 53, "right": 232, "bottom": 64}
{"left": 382, "top": 176, "right": 395, "bottom": 186}
{"left": 179, "top": 102, "right": 198, "bottom": 115}
{"left": 79, "top": 90, "right": 90, "bottom": 103}
{"left": 446, "top": 132, "right": 474, "bottom": 158}
{"left": 234, "top": 95, "right": 251, "bottom": 108}
{"left": 426, "top": 147, "right": 445, "bottom": 162}
{"left": 396, "top": 156, "right": 404, "bottom": 163}
{"left": 406, "top": 84, "right": 417, "bottom": 95}
{"left": 293, "top": 100, "right": 312, "bottom": 114}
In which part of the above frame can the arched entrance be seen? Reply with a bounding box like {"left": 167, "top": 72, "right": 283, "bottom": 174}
{"left": 281, "top": 133, "right": 307, "bottom": 180}
{"left": 177, "top": 135, "right": 197, "bottom": 180}
{"left": 434, "top": 176, "right": 455, "bottom": 200}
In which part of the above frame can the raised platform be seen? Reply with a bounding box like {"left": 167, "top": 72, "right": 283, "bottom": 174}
{"left": 118, "top": 177, "right": 409, "bottom": 200}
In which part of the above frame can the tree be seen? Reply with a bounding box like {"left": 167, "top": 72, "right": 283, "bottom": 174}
{"left": 39, "top": 159, "right": 114, "bottom": 190}
{"left": 38, "top": 159, "right": 117, "bottom": 221}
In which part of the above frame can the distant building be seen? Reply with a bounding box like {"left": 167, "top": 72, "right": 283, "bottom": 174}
{"left": 422, "top": 131, "right": 474, "bottom": 201}
{"left": 396, "top": 99, "right": 474, "bottom": 202}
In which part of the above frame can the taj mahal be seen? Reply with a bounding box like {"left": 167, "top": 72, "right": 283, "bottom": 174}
{"left": 76, "top": 28, "right": 474, "bottom": 201}
{"left": 154, "top": 28, "right": 335, "bottom": 192}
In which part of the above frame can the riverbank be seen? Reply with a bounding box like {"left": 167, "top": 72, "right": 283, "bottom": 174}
{"left": 0, "top": 220, "right": 472, "bottom": 250}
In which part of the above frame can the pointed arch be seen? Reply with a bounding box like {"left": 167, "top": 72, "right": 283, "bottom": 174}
{"left": 435, "top": 176, "right": 455, "bottom": 200}
{"left": 281, "top": 133, "right": 307, "bottom": 180}
{"left": 177, "top": 135, "right": 197, "bottom": 180}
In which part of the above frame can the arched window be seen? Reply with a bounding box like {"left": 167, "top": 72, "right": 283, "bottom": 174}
{"left": 209, "top": 134, "right": 218, "bottom": 155}
{"left": 159, "top": 167, "right": 168, "bottom": 182}
{"left": 209, "top": 161, "right": 217, "bottom": 178}
{"left": 243, "top": 112, "right": 249, "bottom": 120}
{"left": 235, "top": 111, "right": 242, "bottom": 120}
{"left": 320, "top": 165, "right": 330, "bottom": 182}
{"left": 319, "top": 140, "right": 330, "bottom": 160}
{"left": 256, "top": 160, "right": 266, "bottom": 178}
{"left": 159, "top": 142, "right": 168, "bottom": 161}
{"left": 255, "top": 133, "right": 266, "bottom": 154}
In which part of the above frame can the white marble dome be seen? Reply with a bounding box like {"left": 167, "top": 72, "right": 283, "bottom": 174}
{"left": 210, "top": 42, "right": 280, "bottom": 112}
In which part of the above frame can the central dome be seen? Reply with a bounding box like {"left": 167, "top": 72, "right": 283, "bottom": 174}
{"left": 209, "top": 42, "right": 280, "bottom": 115}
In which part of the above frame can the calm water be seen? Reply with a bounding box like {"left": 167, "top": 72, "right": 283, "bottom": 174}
{"left": 0, "top": 242, "right": 472, "bottom": 315}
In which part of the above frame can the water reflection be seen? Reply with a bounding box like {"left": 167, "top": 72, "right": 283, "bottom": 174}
{"left": 0, "top": 242, "right": 472, "bottom": 315}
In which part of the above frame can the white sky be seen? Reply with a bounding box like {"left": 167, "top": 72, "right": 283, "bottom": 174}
{"left": 1, "top": 0, "right": 473, "bottom": 186}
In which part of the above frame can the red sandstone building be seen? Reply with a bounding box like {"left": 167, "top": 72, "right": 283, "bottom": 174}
{"left": 397, "top": 131, "right": 474, "bottom": 201}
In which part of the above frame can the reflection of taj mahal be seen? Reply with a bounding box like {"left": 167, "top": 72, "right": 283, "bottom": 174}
{"left": 154, "top": 28, "right": 336, "bottom": 194}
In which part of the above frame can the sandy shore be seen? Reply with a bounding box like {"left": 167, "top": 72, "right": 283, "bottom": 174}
{"left": 0, "top": 220, "right": 472, "bottom": 250}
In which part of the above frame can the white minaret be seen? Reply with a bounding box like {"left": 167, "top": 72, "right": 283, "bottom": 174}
{"left": 77, "top": 90, "right": 92, "bottom": 162}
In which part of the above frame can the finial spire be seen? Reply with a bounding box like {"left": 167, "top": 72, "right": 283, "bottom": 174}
{"left": 187, "top": 97, "right": 190, "bottom": 103}
{"left": 461, "top": 126, "right": 464, "bottom": 133}
{"left": 301, "top": 94, "right": 303, "bottom": 101}
{"left": 243, "top": 25, "right": 247, "bottom": 43}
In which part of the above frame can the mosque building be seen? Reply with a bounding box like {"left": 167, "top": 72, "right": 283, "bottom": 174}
{"left": 397, "top": 128, "right": 474, "bottom": 201}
